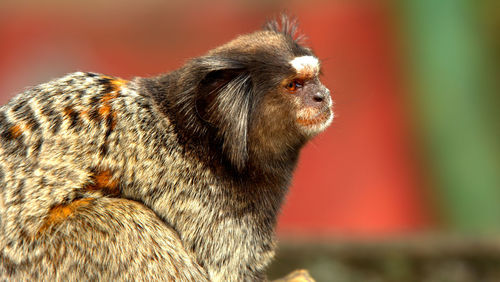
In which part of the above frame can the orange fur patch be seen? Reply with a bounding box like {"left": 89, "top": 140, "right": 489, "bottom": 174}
{"left": 110, "top": 78, "right": 128, "bottom": 90}
{"left": 98, "top": 103, "right": 112, "bottom": 117}
{"left": 97, "top": 76, "right": 127, "bottom": 128}
{"left": 85, "top": 170, "right": 120, "bottom": 196}
{"left": 9, "top": 123, "right": 32, "bottom": 138}
{"left": 111, "top": 111, "right": 117, "bottom": 129}
{"left": 9, "top": 125, "right": 23, "bottom": 138}
{"left": 63, "top": 106, "right": 74, "bottom": 116}
{"left": 39, "top": 198, "right": 94, "bottom": 233}
{"left": 80, "top": 110, "right": 89, "bottom": 120}
{"left": 101, "top": 76, "right": 128, "bottom": 92}
{"left": 296, "top": 112, "right": 329, "bottom": 126}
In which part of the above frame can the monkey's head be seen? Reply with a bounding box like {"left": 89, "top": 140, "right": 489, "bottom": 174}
{"left": 157, "top": 15, "right": 333, "bottom": 172}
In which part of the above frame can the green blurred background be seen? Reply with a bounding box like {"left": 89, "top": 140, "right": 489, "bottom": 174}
{"left": 1, "top": 0, "right": 500, "bottom": 281}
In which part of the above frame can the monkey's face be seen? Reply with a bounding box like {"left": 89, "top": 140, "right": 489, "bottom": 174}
{"left": 245, "top": 52, "right": 333, "bottom": 162}
{"left": 282, "top": 55, "right": 333, "bottom": 137}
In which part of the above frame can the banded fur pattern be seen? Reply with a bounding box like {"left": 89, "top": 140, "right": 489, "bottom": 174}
{"left": 0, "top": 72, "right": 279, "bottom": 281}
{"left": 0, "top": 72, "right": 209, "bottom": 280}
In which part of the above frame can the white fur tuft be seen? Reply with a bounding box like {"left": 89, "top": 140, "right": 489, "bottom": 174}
{"left": 289, "top": 56, "right": 320, "bottom": 76}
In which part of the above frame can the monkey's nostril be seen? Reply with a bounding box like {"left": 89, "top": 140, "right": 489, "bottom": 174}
{"left": 313, "top": 94, "right": 324, "bottom": 103}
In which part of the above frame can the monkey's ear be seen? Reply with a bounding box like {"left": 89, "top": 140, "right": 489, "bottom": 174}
{"left": 196, "top": 66, "right": 253, "bottom": 171}
{"left": 263, "top": 13, "right": 305, "bottom": 43}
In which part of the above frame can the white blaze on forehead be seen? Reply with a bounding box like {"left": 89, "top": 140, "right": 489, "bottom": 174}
{"left": 289, "top": 56, "right": 320, "bottom": 76}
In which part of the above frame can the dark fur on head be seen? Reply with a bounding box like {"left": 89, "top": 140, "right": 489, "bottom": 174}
{"left": 263, "top": 13, "right": 306, "bottom": 43}
{"left": 144, "top": 15, "right": 328, "bottom": 176}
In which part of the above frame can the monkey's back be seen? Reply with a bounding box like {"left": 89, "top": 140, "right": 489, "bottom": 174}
{"left": 0, "top": 72, "right": 209, "bottom": 280}
{"left": 0, "top": 72, "right": 138, "bottom": 237}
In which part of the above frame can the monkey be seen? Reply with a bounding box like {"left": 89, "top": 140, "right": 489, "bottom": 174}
{"left": 0, "top": 15, "right": 333, "bottom": 281}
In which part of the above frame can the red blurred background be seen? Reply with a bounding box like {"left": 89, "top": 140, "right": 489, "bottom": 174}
{"left": 0, "top": 0, "right": 433, "bottom": 238}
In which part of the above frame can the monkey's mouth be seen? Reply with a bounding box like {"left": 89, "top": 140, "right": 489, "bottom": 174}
{"left": 296, "top": 107, "right": 333, "bottom": 128}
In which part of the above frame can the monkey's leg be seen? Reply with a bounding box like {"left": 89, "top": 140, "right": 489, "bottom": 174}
{"left": 1, "top": 197, "right": 209, "bottom": 281}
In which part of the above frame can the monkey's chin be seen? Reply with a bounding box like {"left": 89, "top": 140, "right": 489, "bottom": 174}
{"left": 296, "top": 108, "right": 334, "bottom": 137}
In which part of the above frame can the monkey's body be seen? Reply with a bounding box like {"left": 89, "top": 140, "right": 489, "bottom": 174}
{"left": 0, "top": 73, "right": 280, "bottom": 280}
{"left": 0, "top": 17, "right": 332, "bottom": 281}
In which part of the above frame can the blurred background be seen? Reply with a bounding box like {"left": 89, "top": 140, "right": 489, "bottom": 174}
{"left": 1, "top": 0, "right": 500, "bottom": 281}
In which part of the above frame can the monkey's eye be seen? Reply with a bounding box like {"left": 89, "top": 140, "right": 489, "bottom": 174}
{"left": 285, "top": 80, "right": 303, "bottom": 92}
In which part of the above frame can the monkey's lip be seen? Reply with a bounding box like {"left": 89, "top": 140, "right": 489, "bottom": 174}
{"left": 296, "top": 108, "right": 332, "bottom": 127}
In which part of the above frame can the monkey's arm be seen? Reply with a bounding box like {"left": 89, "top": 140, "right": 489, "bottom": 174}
{"left": 0, "top": 197, "right": 209, "bottom": 281}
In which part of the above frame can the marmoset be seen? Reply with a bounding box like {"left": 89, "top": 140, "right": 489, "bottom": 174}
{"left": 0, "top": 15, "right": 333, "bottom": 281}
